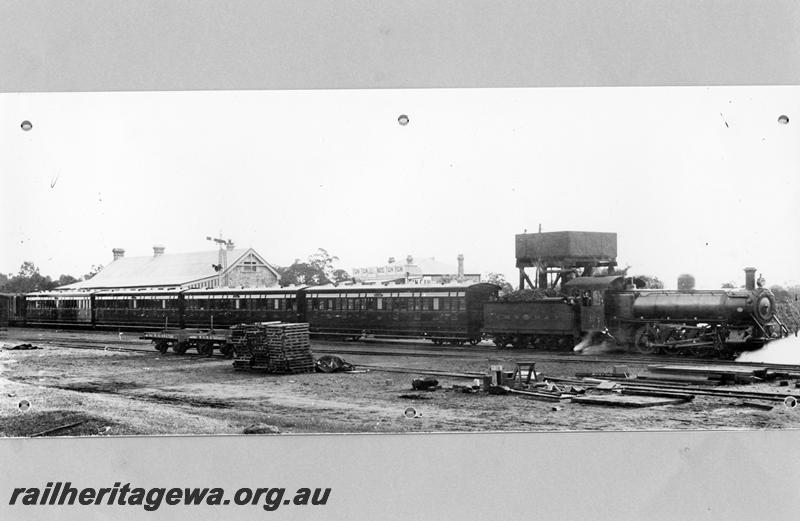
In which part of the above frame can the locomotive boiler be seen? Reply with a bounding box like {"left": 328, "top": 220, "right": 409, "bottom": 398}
{"left": 618, "top": 267, "right": 785, "bottom": 355}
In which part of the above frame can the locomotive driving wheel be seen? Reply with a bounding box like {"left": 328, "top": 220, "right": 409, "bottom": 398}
{"left": 660, "top": 330, "right": 684, "bottom": 356}
{"left": 633, "top": 326, "right": 659, "bottom": 355}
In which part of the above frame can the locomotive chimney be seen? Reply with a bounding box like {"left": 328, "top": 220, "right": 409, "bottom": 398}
{"left": 153, "top": 245, "right": 165, "bottom": 257}
{"left": 406, "top": 254, "right": 413, "bottom": 265}
{"left": 744, "top": 267, "right": 757, "bottom": 290}
{"left": 112, "top": 248, "right": 125, "bottom": 261}
{"left": 226, "top": 240, "right": 235, "bottom": 252}
{"left": 457, "top": 253, "right": 464, "bottom": 279}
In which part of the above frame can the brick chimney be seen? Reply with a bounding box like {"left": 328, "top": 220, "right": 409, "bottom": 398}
{"left": 153, "top": 245, "right": 165, "bottom": 257}
{"left": 112, "top": 248, "right": 125, "bottom": 261}
{"left": 457, "top": 253, "right": 464, "bottom": 279}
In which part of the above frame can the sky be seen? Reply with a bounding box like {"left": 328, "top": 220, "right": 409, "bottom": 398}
{"left": 1, "top": 86, "right": 798, "bottom": 289}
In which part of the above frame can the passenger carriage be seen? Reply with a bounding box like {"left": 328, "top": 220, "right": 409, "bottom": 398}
{"left": 93, "top": 289, "right": 184, "bottom": 329}
{"left": 0, "top": 294, "right": 27, "bottom": 327}
{"left": 25, "top": 290, "right": 95, "bottom": 326}
{"left": 303, "top": 282, "right": 499, "bottom": 344}
{"left": 182, "top": 287, "right": 304, "bottom": 328}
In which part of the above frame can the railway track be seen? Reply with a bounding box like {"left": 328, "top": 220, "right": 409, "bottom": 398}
{"left": 5, "top": 328, "right": 800, "bottom": 373}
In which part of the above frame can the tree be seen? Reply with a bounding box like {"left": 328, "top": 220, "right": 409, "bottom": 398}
{"left": 84, "top": 264, "right": 104, "bottom": 280}
{"left": 277, "top": 249, "right": 347, "bottom": 286}
{"left": 3, "top": 262, "right": 58, "bottom": 292}
{"left": 721, "top": 282, "right": 737, "bottom": 289}
{"left": 486, "top": 272, "right": 514, "bottom": 294}
{"left": 307, "top": 248, "right": 340, "bottom": 282}
{"left": 19, "top": 261, "right": 39, "bottom": 278}
{"left": 635, "top": 275, "right": 664, "bottom": 289}
{"left": 331, "top": 269, "right": 352, "bottom": 283}
{"left": 770, "top": 285, "right": 790, "bottom": 302}
{"left": 57, "top": 274, "right": 80, "bottom": 287}
{"left": 280, "top": 261, "right": 322, "bottom": 286}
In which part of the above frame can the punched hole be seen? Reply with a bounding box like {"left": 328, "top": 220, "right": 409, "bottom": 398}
{"left": 398, "top": 114, "right": 409, "bottom": 126}
{"left": 778, "top": 115, "right": 789, "bottom": 125}
{"left": 21, "top": 120, "right": 33, "bottom": 131}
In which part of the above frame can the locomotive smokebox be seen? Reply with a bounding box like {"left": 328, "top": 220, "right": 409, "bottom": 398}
{"left": 677, "top": 274, "right": 695, "bottom": 291}
{"left": 744, "top": 267, "right": 757, "bottom": 291}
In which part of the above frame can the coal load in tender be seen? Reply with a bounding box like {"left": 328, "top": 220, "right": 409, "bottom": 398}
{"left": 232, "top": 322, "right": 315, "bottom": 374}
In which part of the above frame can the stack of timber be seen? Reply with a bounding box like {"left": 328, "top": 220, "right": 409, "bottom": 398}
{"left": 231, "top": 322, "right": 314, "bottom": 374}
{"left": 264, "top": 323, "right": 315, "bottom": 374}
{"left": 231, "top": 323, "right": 271, "bottom": 370}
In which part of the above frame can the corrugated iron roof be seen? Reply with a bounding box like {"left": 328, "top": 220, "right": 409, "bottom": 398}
{"left": 60, "top": 248, "right": 263, "bottom": 289}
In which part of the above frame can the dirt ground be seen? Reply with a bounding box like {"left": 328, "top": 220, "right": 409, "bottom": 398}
{"left": 2, "top": 330, "right": 800, "bottom": 437}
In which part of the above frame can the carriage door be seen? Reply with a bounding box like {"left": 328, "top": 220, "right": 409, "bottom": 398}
{"left": 580, "top": 290, "right": 606, "bottom": 331}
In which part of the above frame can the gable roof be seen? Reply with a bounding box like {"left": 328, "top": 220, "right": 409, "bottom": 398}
{"left": 60, "top": 248, "right": 276, "bottom": 289}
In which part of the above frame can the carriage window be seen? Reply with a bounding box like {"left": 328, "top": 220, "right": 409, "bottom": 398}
{"left": 347, "top": 299, "right": 354, "bottom": 311}
{"left": 433, "top": 297, "right": 440, "bottom": 310}
{"left": 311, "top": 298, "right": 319, "bottom": 310}
{"left": 376, "top": 297, "right": 382, "bottom": 310}
{"left": 274, "top": 299, "right": 280, "bottom": 310}
{"left": 422, "top": 298, "right": 430, "bottom": 311}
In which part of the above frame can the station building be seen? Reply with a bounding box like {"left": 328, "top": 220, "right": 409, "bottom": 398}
{"left": 59, "top": 244, "right": 280, "bottom": 291}
{"left": 351, "top": 254, "right": 481, "bottom": 285}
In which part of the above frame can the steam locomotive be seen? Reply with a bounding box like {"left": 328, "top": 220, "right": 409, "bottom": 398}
{"left": 483, "top": 268, "right": 787, "bottom": 356}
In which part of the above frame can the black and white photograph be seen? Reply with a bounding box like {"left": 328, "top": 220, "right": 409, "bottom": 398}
{"left": 2, "top": 85, "right": 799, "bottom": 437}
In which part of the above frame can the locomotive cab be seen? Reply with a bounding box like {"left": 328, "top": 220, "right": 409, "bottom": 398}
{"left": 562, "top": 275, "right": 645, "bottom": 339}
